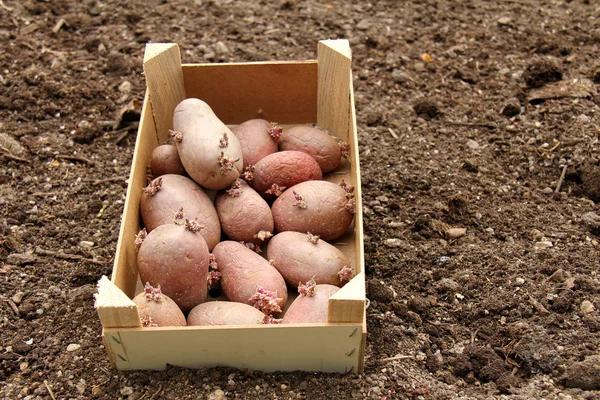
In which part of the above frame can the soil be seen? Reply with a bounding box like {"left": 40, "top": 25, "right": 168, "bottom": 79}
{"left": 1, "top": 0, "right": 600, "bottom": 399}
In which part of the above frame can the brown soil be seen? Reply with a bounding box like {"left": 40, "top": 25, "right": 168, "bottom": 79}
{"left": 2, "top": 0, "right": 600, "bottom": 399}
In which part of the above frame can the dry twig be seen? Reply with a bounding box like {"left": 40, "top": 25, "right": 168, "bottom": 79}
{"left": 56, "top": 155, "right": 95, "bottom": 166}
{"left": 35, "top": 247, "right": 104, "bottom": 265}
{"left": 555, "top": 164, "right": 568, "bottom": 194}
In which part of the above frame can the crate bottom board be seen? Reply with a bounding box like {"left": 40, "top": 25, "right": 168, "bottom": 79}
{"left": 103, "top": 323, "right": 364, "bottom": 373}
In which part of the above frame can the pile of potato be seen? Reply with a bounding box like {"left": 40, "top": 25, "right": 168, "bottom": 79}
{"left": 134, "top": 98, "right": 356, "bottom": 326}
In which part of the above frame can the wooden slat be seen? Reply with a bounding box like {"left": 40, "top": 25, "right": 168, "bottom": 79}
{"left": 95, "top": 276, "right": 141, "bottom": 328}
{"left": 143, "top": 43, "right": 186, "bottom": 142}
{"left": 327, "top": 273, "right": 365, "bottom": 324}
{"left": 104, "top": 323, "right": 363, "bottom": 373}
{"left": 317, "top": 39, "right": 352, "bottom": 142}
{"left": 112, "top": 91, "right": 157, "bottom": 298}
{"left": 182, "top": 61, "right": 318, "bottom": 124}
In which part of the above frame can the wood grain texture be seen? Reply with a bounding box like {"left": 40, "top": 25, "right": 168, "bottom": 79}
{"left": 143, "top": 43, "right": 186, "bottom": 142}
{"left": 95, "top": 276, "right": 141, "bottom": 329}
{"left": 317, "top": 39, "right": 352, "bottom": 142}
{"left": 104, "top": 323, "right": 363, "bottom": 373}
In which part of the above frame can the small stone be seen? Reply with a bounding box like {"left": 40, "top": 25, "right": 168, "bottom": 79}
{"left": 384, "top": 238, "right": 402, "bottom": 247}
{"left": 281, "top": 384, "right": 287, "bottom": 390}
{"left": 391, "top": 69, "right": 412, "bottom": 83}
{"left": 11, "top": 291, "right": 24, "bottom": 305}
{"left": 20, "top": 361, "right": 29, "bottom": 371}
{"left": 534, "top": 240, "right": 553, "bottom": 249}
{"left": 215, "top": 41, "right": 230, "bottom": 55}
{"left": 497, "top": 16, "right": 512, "bottom": 25}
{"left": 542, "top": 187, "right": 554, "bottom": 194}
{"left": 414, "top": 62, "right": 426, "bottom": 72}
{"left": 580, "top": 300, "right": 596, "bottom": 315}
{"left": 208, "top": 389, "right": 225, "bottom": 400}
{"left": 6, "top": 251, "right": 37, "bottom": 266}
{"left": 445, "top": 227, "right": 466, "bottom": 239}
{"left": 79, "top": 241, "right": 94, "bottom": 248}
{"left": 76, "top": 379, "right": 87, "bottom": 395}
{"left": 581, "top": 212, "right": 600, "bottom": 233}
{"left": 514, "top": 277, "right": 525, "bottom": 286}
{"left": 91, "top": 385, "right": 104, "bottom": 398}
{"left": 485, "top": 227, "right": 495, "bottom": 235}
{"left": 118, "top": 81, "right": 132, "bottom": 94}
{"left": 356, "top": 19, "right": 371, "bottom": 30}
{"left": 120, "top": 386, "right": 134, "bottom": 396}
{"left": 66, "top": 343, "right": 81, "bottom": 352}
{"left": 466, "top": 139, "right": 480, "bottom": 150}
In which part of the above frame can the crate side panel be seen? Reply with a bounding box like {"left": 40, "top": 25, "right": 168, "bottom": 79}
{"left": 182, "top": 61, "right": 318, "bottom": 125}
{"left": 112, "top": 91, "right": 158, "bottom": 298}
{"left": 105, "top": 324, "right": 362, "bottom": 373}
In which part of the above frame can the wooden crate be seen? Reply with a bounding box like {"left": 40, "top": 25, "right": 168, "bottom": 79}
{"left": 95, "top": 40, "right": 366, "bottom": 374}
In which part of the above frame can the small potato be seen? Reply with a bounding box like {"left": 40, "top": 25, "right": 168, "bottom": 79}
{"left": 215, "top": 179, "right": 274, "bottom": 244}
{"left": 137, "top": 221, "right": 210, "bottom": 313}
{"left": 267, "top": 231, "right": 353, "bottom": 287}
{"left": 187, "top": 301, "right": 266, "bottom": 326}
{"left": 279, "top": 126, "right": 342, "bottom": 173}
{"left": 173, "top": 98, "right": 243, "bottom": 190}
{"left": 133, "top": 285, "right": 186, "bottom": 327}
{"left": 282, "top": 284, "right": 340, "bottom": 324}
{"left": 213, "top": 241, "right": 288, "bottom": 313}
{"left": 271, "top": 180, "right": 354, "bottom": 241}
{"left": 150, "top": 144, "right": 186, "bottom": 177}
{"left": 252, "top": 151, "right": 322, "bottom": 198}
{"left": 140, "top": 174, "right": 220, "bottom": 250}
{"left": 231, "top": 119, "right": 279, "bottom": 169}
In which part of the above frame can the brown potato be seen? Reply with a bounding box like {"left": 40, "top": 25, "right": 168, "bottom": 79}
{"left": 213, "top": 241, "right": 288, "bottom": 313}
{"left": 278, "top": 125, "right": 342, "bottom": 173}
{"left": 137, "top": 221, "right": 210, "bottom": 313}
{"left": 271, "top": 180, "right": 354, "bottom": 241}
{"left": 187, "top": 301, "right": 266, "bottom": 326}
{"left": 252, "top": 150, "right": 322, "bottom": 198}
{"left": 173, "top": 98, "right": 243, "bottom": 190}
{"left": 150, "top": 144, "right": 186, "bottom": 177}
{"left": 267, "top": 231, "right": 353, "bottom": 287}
{"left": 230, "top": 119, "right": 279, "bottom": 169}
{"left": 133, "top": 285, "right": 186, "bottom": 327}
{"left": 282, "top": 284, "right": 340, "bottom": 324}
{"left": 140, "top": 174, "right": 221, "bottom": 250}
{"left": 215, "top": 179, "right": 274, "bottom": 244}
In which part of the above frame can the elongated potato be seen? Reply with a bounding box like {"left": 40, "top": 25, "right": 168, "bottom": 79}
{"left": 187, "top": 301, "right": 266, "bottom": 326}
{"left": 215, "top": 179, "right": 274, "bottom": 244}
{"left": 252, "top": 150, "right": 322, "bottom": 198}
{"left": 213, "top": 241, "right": 288, "bottom": 313}
{"left": 267, "top": 231, "right": 353, "bottom": 287}
{"left": 173, "top": 98, "right": 243, "bottom": 190}
{"left": 150, "top": 144, "right": 186, "bottom": 177}
{"left": 282, "top": 284, "right": 340, "bottom": 324}
{"left": 271, "top": 180, "right": 355, "bottom": 241}
{"left": 137, "top": 221, "right": 210, "bottom": 313}
{"left": 278, "top": 126, "right": 342, "bottom": 173}
{"left": 133, "top": 285, "right": 186, "bottom": 327}
{"left": 140, "top": 174, "right": 220, "bottom": 250}
{"left": 231, "top": 119, "right": 279, "bottom": 169}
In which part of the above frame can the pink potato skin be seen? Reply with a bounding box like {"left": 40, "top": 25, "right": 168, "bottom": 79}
{"left": 150, "top": 144, "right": 186, "bottom": 177}
{"left": 137, "top": 223, "right": 210, "bottom": 313}
{"left": 271, "top": 180, "right": 354, "bottom": 241}
{"left": 278, "top": 126, "right": 342, "bottom": 173}
{"left": 267, "top": 231, "right": 352, "bottom": 287}
{"left": 252, "top": 151, "right": 322, "bottom": 197}
{"left": 282, "top": 284, "right": 340, "bottom": 324}
{"left": 187, "top": 301, "right": 265, "bottom": 326}
{"left": 215, "top": 180, "right": 274, "bottom": 244}
{"left": 140, "top": 174, "right": 221, "bottom": 250}
{"left": 212, "top": 241, "right": 288, "bottom": 310}
{"left": 230, "top": 119, "right": 278, "bottom": 169}
{"left": 132, "top": 292, "right": 186, "bottom": 327}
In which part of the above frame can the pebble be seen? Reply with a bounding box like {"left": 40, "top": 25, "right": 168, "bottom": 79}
{"left": 215, "top": 41, "right": 230, "bottom": 55}
{"left": 515, "top": 277, "right": 525, "bottom": 286}
{"left": 66, "top": 343, "right": 81, "bottom": 352}
{"left": 79, "top": 241, "right": 94, "bottom": 248}
{"left": 435, "top": 278, "right": 461, "bottom": 293}
{"left": 466, "top": 139, "right": 480, "bottom": 150}
{"left": 542, "top": 187, "right": 554, "bottom": 194}
{"left": 91, "top": 385, "right": 104, "bottom": 397}
{"left": 497, "top": 16, "right": 512, "bottom": 25}
{"left": 356, "top": 19, "right": 371, "bottom": 30}
{"left": 384, "top": 238, "right": 403, "bottom": 247}
{"left": 534, "top": 240, "right": 553, "bottom": 249}
{"left": 446, "top": 227, "right": 466, "bottom": 239}
{"left": 391, "top": 69, "right": 412, "bottom": 83}
{"left": 208, "top": 389, "right": 225, "bottom": 400}
{"left": 118, "top": 81, "right": 132, "bottom": 94}
{"left": 120, "top": 386, "right": 134, "bottom": 396}
{"left": 580, "top": 300, "right": 595, "bottom": 314}
{"left": 11, "top": 291, "right": 24, "bottom": 305}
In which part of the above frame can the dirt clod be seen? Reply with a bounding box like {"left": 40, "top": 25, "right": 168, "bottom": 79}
{"left": 564, "top": 355, "right": 600, "bottom": 390}
{"left": 523, "top": 60, "right": 563, "bottom": 88}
